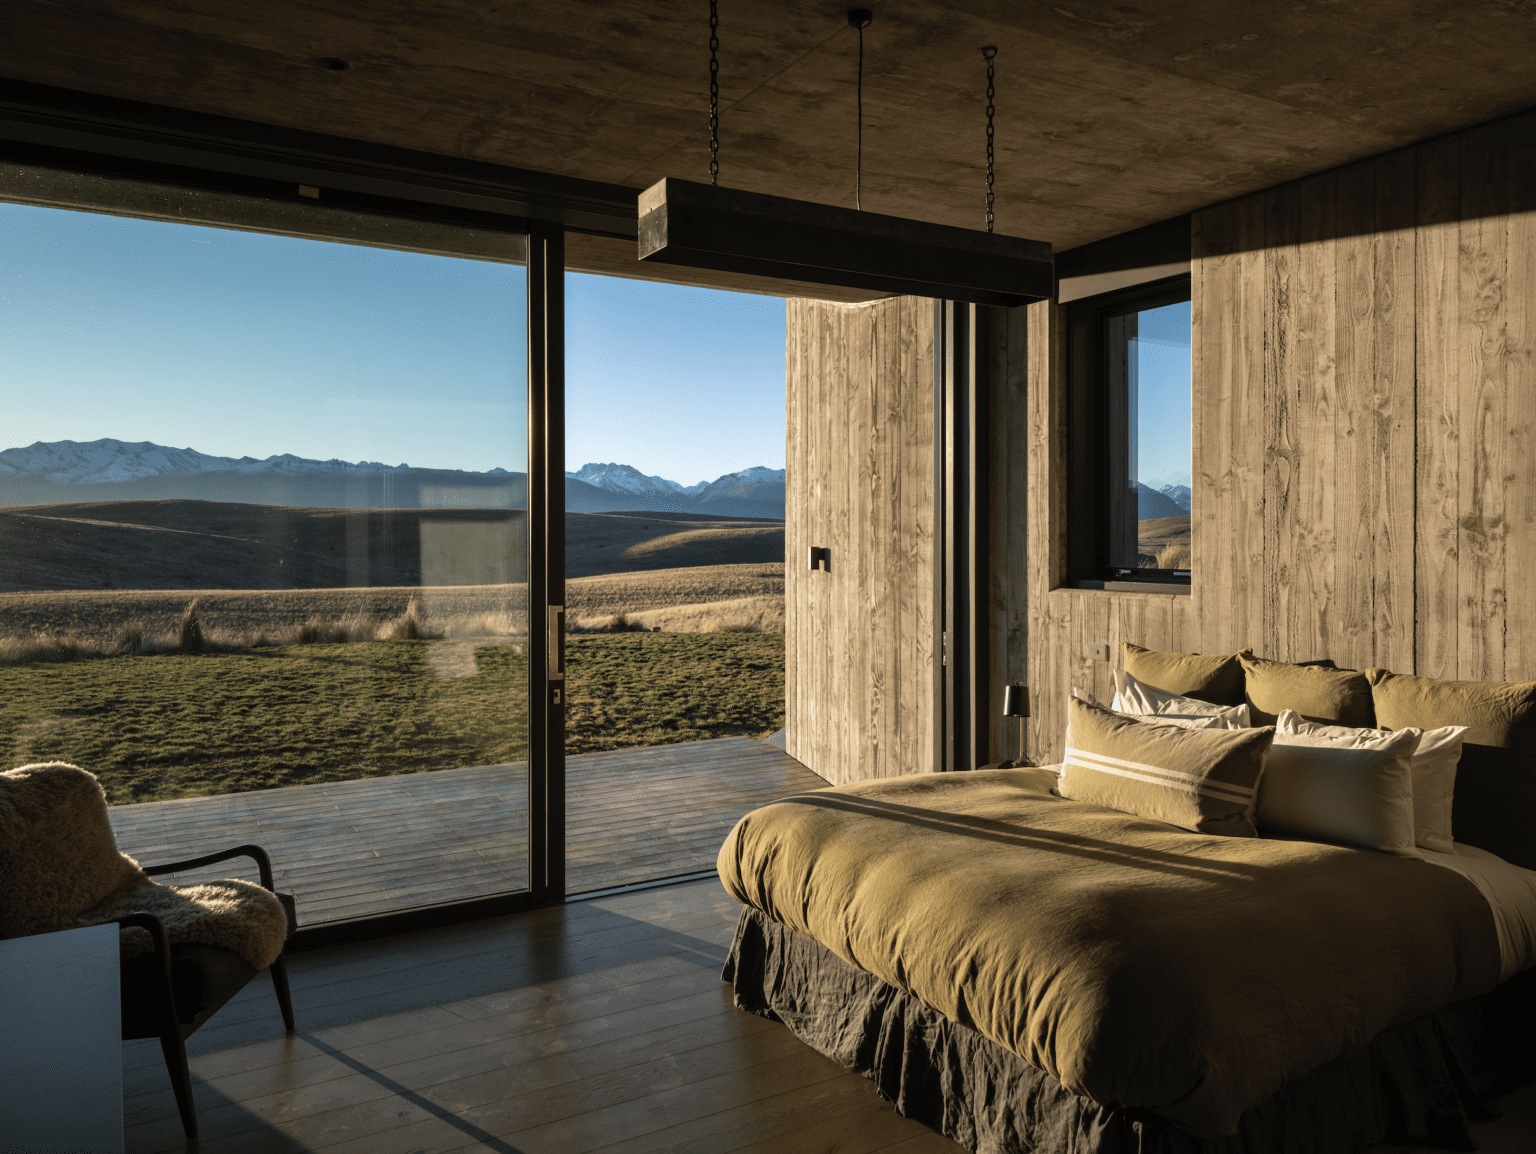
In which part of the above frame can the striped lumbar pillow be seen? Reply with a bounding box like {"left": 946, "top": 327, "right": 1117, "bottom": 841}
{"left": 1060, "top": 696, "right": 1274, "bottom": 837}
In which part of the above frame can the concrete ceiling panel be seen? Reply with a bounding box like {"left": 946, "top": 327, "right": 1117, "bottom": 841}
{"left": 1, "top": 0, "right": 1533, "bottom": 278}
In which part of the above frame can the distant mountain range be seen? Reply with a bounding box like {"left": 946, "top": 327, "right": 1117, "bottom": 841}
{"left": 1136, "top": 482, "right": 1190, "bottom": 520}
{"left": 567, "top": 462, "right": 706, "bottom": 499}
{"left": 0, "top": 439, "right": 786, "bottom": 519}
{"left": 567, "top": 462, "right": 785, "bottom": 516}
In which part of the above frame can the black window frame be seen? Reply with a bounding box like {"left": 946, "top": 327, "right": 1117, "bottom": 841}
{"left": 1065, "top": 273, "right": 1193, "bottom": 589}
{"left": 0, "top": 77, "right": 618, "bottom": 947}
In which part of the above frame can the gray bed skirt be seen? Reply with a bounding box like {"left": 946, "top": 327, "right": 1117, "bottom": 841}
{"left": 722, "top": 907, "right": 1536, "bottom": 1153}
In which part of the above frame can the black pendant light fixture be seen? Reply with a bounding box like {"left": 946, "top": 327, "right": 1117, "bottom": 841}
{"left": 638, "top": 8, "right": 1052, "bottom": 307}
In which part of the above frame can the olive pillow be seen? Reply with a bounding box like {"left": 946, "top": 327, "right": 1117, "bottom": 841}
{"left": 1238, "top": 651, "right": 1375, "bottom": 728}
{"left": 1367, "top": 668, "right": 1536, "bottom": 870}
{"left": 1122, "top": 643, "right": 1245, "bottom": 706}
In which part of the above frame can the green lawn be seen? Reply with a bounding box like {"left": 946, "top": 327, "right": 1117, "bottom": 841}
{"left": 1, "top": 633, "right": 784, "bottom": 804}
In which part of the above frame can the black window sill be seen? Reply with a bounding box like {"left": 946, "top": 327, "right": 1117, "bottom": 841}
{"left": 1071, "top": 579, "right": 1191, "bottom": 596}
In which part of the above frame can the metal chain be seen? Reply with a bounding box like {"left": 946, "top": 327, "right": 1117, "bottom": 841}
{"left": 709, "top": 0, "right": 720, "bottom": 186}
{"left": 982, "top": 46, "right": 997, "bottom": 233}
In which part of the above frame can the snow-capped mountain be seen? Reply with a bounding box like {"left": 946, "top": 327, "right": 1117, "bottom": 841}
{"left": 692, "top": 466, "right": 786, "bottom": 506}
{"left": 1158, "top": 483, "right": 1191, "bottom": 513}
{"left": 0, "top": 438, "right": 424, "bottom": 484}
{"left": 566, "top": 462, "right": 786, "bottom": 518}
{"left": 1135, "top": 482, "right": 1187, "bottom": 520}
{"left": 566, "top": 462, "right": 687, "bottom": 498}
{"left": 0, "top": 440, "right": 785, "bottom": 518}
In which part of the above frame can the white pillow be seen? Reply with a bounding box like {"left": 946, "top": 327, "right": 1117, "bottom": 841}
{"left": 1276, "top": 711, "right": 1467, "bottom": 854}
{"left": 1259, "top": 714, "right": 1421, "bottom": 856}
{"left": 1112, "top": 669, "right": 1251, "bottom": 729}
{"left": 1071, "top": 685, "right": 1226, "bottom": 730}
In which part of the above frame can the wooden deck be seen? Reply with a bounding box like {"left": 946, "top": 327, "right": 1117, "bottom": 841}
{"left": 108, "top": 738, "right": 828, "bottom": 925}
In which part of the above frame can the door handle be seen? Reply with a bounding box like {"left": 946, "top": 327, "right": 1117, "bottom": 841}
{"left": 548, "top": 605, "right": 565, "bottom": 681}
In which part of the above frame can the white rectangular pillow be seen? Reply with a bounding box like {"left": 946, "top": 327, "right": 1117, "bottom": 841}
{"left": 1260, "top": 713, "right": 1421, "bottom": 856}
{"left": 1112, "top": 669, "right": 1251, "bottom": 729}
{"left": 1276, "top": 711, "right": 1467, "bottom": 853}
{"left": 1073, "top": 686, "right": 1227, "bottom": 730}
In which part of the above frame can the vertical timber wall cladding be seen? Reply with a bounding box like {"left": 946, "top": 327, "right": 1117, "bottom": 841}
{"left": 1026, "top": 108, "right": 1536, "bottom": 766}
{"left": 786, "top": 296, "right": 937, "bottom": 785}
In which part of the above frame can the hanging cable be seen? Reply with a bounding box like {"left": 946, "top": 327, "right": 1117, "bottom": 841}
{"left": 982, "top": 46, "right": 997, "bottom": 233}
{"left": 709, "top": 0, "right": 720, "bottom": 186}
{"left": 849, "top": 10, "right": 872, "bottom": 210}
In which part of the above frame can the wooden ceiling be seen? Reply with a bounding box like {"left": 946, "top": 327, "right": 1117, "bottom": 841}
{"left": 3, "top": 1, "right": 1534, "bottom": 296}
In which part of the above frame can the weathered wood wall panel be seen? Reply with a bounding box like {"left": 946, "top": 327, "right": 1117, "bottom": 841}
{"left": 785, "top": 297, "right": 936, "bottom": 784}
{"left": 1024, "top": 108, "right": 1536, "bottom": 766}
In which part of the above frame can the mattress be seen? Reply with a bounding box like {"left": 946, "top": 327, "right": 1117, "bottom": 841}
{"left": 717, "top": 767, "right": 1504, "bottom": 1138}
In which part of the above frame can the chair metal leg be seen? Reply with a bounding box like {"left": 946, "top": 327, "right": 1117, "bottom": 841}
{"left": 270, "top": 954, "right": 295, "bottom": 1033}
{"left": 158, "top": 1029, "right": 198, "bottom": 1139}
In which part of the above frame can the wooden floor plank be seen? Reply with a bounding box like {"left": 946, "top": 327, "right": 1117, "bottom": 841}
{"left": 110, "top": 738, "right": 827, "bottom": 924}
{"left": 582, "top": 1072, "right": 911, "bottom": 1154}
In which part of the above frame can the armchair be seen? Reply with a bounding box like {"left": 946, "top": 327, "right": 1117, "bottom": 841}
{"left": 0, "top": 762, "right": 295, "bottom": 1139}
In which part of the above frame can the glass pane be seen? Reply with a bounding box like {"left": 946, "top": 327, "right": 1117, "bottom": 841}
{"left": 1106, "top": 298, "right": 1191, "bottom": 572}
{"left": 563, "top": 273, "right": 802, "bottom": 894}
{"left": 0, "top": 169, "right": 530, "bottom": 926}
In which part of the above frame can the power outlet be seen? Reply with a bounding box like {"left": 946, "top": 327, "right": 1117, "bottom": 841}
{"left": 1088, "top": 643, "right": 1110, "bottom": 662}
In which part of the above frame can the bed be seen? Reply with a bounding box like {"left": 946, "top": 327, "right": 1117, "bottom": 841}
{"left": 717, "top": 764, "right": 1536, "bottom": 1153}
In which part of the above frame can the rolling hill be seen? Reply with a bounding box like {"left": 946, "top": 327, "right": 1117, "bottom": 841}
{"left": 0, "top": 500, "right": 784, "bottom": 592}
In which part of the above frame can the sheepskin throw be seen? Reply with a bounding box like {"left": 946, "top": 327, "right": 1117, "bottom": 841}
{"left": 0, "top": 762, "right": 288, "bottom": 970}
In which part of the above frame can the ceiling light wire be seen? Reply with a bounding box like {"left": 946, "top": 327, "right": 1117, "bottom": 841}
{"left": 848, "top": 10, "right": 872, "bottom": 211}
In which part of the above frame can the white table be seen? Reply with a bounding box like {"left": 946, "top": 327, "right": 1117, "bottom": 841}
{"left": 0, "top": 922, "right": 124, "bottom": 1153}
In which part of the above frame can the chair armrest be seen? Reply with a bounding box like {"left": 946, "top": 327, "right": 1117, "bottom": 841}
{"left": 144, "top": 844, "right": 276, "bottom": 891}
{"left": 114, "top": 911, "right": 174, "bottom": 987}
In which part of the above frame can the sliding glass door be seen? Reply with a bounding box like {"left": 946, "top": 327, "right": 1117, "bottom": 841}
{"left": 0, "top": 164, "right": 550, "bottom": 927}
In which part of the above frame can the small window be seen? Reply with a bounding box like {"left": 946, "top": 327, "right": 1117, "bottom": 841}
{"left": 1065, "top": 277, "right": 1192, "bottom": 586}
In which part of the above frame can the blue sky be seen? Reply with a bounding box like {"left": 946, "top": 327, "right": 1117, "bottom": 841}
{"left": 1131, "top": 300, "right": 1192, "bottom": 489}
{"left": 0, "top": 202, "right": 786, "bottom": 486}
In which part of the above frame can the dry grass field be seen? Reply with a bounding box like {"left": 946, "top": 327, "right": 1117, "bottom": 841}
{"left": 0, "top": 562, "right": 785, "bottom": 662}
{"left": 1137, "top": 514, "right": 1191, "bottom": 569}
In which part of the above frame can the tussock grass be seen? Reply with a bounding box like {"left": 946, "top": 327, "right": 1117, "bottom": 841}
{"left": 0, "top": 562, "right": 785, "bottom": 663}
{"left": 0, "top": 591, "right": 510, "bottom": 665}
{"left": 177, "top": 600, "right": 205, "bottom": 653}
{"left": 568, "top": 611, "right": 652, "bottom": 634}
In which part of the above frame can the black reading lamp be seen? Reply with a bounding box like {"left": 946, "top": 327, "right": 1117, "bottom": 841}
{"left": 1000, "top": 683, "right": 1031, "bottom": 768}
